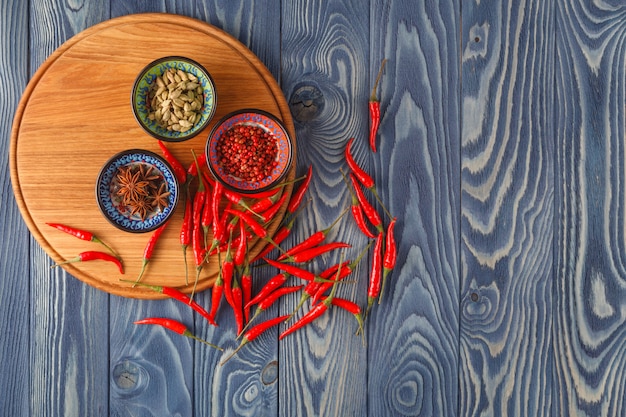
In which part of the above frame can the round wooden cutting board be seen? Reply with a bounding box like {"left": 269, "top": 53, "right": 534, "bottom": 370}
{"left": 10, "top": 13, "right": 296, "bottom": 299}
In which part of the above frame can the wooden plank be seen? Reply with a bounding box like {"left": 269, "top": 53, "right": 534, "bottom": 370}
{"left": 193, "top": 3, "right": 283, "bottom": 416}
{"left": 554, "top": 1, "right": 626, "bottom": 416}
{"left": 368, "top": 1, "right": 461, "bottom": 416}
{"left": 279, "top": 1, "right": 371, "bottom": 416}
{"left": 27, "top": 2, "right": 111, "bottom": 415}
{"left": 0, "top": 1, "right": 30, "bottom": 415}
{"left": 459, "top": 0, "right": 555, "bottom": 415}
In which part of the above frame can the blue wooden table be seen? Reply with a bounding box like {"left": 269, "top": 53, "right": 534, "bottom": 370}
{"left": 2, "top": 1, "right": 626, "bottom": 416}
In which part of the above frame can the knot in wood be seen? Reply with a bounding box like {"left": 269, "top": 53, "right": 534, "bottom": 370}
{"left": 289, "top": 82, "right": 324, "bottom": 122}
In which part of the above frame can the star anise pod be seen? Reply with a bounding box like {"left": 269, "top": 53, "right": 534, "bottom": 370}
{"left": 139, "top": 164, "right": 161, "bottom": 189}
{"left": 150, "top": 182, "right": 171, "bottom": 212}
{"left": 128, "top": 196, "right": 151, "bottom": 221}
{"left": 116, "top": 166, "right": 149, "bottom": 205}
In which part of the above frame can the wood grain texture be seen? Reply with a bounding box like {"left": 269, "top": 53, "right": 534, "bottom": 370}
{"left": 0, "top": 1, "right": 31, "bottom": 415}
{"left": 5, "top": 1, "right": 626, "bottom": 416}
{"left": 554, "top": 1, "right": 626, "bottom": 416}
{"left": 26, "top": 2, "right": 111, "bottom": 416}
{"left": 368, "top": 1, "right": 461, "bottom": 416}
{"left": 279, "top": 1, "right": 371, "bottom": 416}
{"left": 460, "top": 0, "right": 555, "bottom": 415}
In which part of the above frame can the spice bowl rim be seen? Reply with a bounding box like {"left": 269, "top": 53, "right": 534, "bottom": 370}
{"left": 204, "top": 108, "right": 294, "bottom": 195}
{"left": 95, "top": 148, "right": 180, "bottom": 233}
{"left": 131, "top": 55, "right": 217, "bottom": 142}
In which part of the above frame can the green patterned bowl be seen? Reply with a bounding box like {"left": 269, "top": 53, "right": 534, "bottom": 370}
{"left": 131, "top": 56, "right": 217, "bottom": 142}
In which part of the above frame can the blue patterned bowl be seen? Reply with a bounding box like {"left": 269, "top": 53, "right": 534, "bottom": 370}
{"left": 96, "top": 149, "right": 180, "bottom": 233}
{"left": 131, "top": 56, "right": 217, "bottom": 142}
{"left": 205, "top": 109, "right": 293, "bottom": 194}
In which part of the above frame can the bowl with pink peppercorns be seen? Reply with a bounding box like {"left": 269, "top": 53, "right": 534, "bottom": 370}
{"left": 205, "top": 109, "right": 293, "bottom": 194}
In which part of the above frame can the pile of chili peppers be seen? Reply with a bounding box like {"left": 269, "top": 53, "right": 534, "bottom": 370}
{"left": 48, "top": 61, "right": 397, "bottom": 362}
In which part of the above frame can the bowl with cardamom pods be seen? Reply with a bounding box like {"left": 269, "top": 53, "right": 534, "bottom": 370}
{"left": 96, "top": 149, "right": 180, "bottom": 233}
{"left": 131, "top": 56, "right": 217, "bottom": 142}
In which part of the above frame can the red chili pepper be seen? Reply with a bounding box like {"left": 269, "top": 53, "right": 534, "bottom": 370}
{"left": 331, "top": 297, "right": 365, "bottom": 338}
{"left": 191, "top": 220, "right": 205, "bottom": 301}
{"left": 342, "top": 168, "right": 376, "bottom": 238}
{"left": 240, "top": 262, "right": 252, "bottom": 323}
{"left": 226, "top": 208, "right": 284, "bottom": 255}
{"left": 158, "top": 140, "right": 187, "bottom": 185}
{"left": 208, "top": 272, "right": 224, "bottom": 324}
{"left": 134, "top": 221, "right": 168, "bottom": 285}
{"left": 122, "top": 280, "right": 216, "bottom": 326}
{"left": 46, "top": 223, "right": 117, "bottom": 256}
{"left": 379, "top": 217, "right": 397, "bottom": 304}
{"left": 233, "top": 219, "right": 247, "bottom": 267}
{"left": 192, "top": 175, "right": 207, "bottom": 226}
{"left": 201, "top": 183, "right": 214, "bottom": 247}
{"left": 52, "top": 250, "right": 124, "bottom": 274}
{"left": 345, "top": 138, "right": 374, "bottom": 189}
{"left": 245, "top": 285, "right": 303, "bottom": 332}
{"left": 349, "top": 173, "right": 383, "bottom": 232}
{"left": 226, "top": 208, "right": 266, "bottom": 238}
{"left": 220, "top": 314, "right": 289, "bottom": 365}
{"left": 280, "top": 257, "right": 344, "bottom": 340}
{"left": 288, "top": 242, "right": 351, "bottom": 264}
{"left": 366, "top": 231, "right": 384, "bottom": 315}
{"left": 187, "top": 153, "right": 207, "bottom": 177}
{"left": 350, "top": 192, "right": 376, "bottom": 238}
{"left": 208, "top": 229, "right": 251, "bottom": 257}
{"left": 221, "top": 233, "right": 235, "bottom": 308}
{"left": 134, "top": 317, "right": 222, "bottom": 350}
{"left": 209, "top": 181, "right": 224, "bottom": 250}
{"left": 259, "top": 192, "right": 288, "bottom": 223}
{"left": 310, "top": 263, "right": 354, "bottom": 305}
{"left": 279, "top": 301, "right": 328, "bottom": 340}
{"left": 212, "top": 202, "right": 232, "bottom": 250}
{"left": 344, "top": 141, "right": 392, "bottom": 219}
{"left": 251, "top": 203, "right": 305, "bottom": 263}
{"left": 263, "top": 257, "right": 316, "bottom": 281}
{"left": 311, "top": 241, "right": 372, "bottom": 305}
{"left": 286, "top": 165, "right": 313, "bottom": 214}
{"left": 249, "top": 190, "right": 282, "bottom": 213}
{"left": 179, "top": 197, "right": 193, "bottom": 285}
{"left": 244, "top": 272, "right": 289, "bottom": 309}
{"left": 289, "top": 261, "right": 347, "bottom": 319}
{"left": 278, "top": 208, "right": 348, "bottom": 261}
{"left": 223, "top": 189, "right": 259, "bottom": 217}
{"left": 368, "top": 59, "right": 387, "bottom": 153}
{"left": 231, "top": 276, "right": 244, "bottom": 335}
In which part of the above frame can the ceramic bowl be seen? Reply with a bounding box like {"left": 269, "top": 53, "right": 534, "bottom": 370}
{"left": 131, "top": 56, "right": 217, "bottom": 142}
{"left": 96, "top": 149, "right": 180, "bottom": 233}
{"left": 205, "top": 109, "right": 293, "bottom": 194}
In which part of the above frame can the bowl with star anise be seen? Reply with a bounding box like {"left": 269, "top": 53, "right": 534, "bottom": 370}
{"left": 96, "top": 149, "right": 180, "bottom": 233}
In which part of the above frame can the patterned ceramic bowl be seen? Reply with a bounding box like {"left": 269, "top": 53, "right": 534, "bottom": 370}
{"left": 131, "top": 56, "right": 217, "bottom": 142}
{"left": 96, "top": 149, "right": 180, "bottom": 233}
{"left": 205, "top": 109, "right": 293, "bottom": 195}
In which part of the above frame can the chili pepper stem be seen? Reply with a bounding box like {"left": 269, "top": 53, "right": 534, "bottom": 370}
{"left": 237, "top": 308, "right": 260, "bottom": 339}
{"left": 92, "top": 237, "right": 118, "bottom": 257}
{"left": 370, "top": 58, "right": 387, "bottom": 101}
{"left": 220, "top": 339, "right": 249, "bottom": 365}
{"left": 190, "top": 264, "right": 202, "bottom": 303}
{"left": 133, "top": 259, "right": 149, "bottom": 287}
{"left": 379, "top": 268, "right": 392, "bottom": 305}
{"left": 183, "top": 330, "right": 223, "bottom": 351}
{"left": 370, "top": 188, "right": 393, "bottom": 221}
